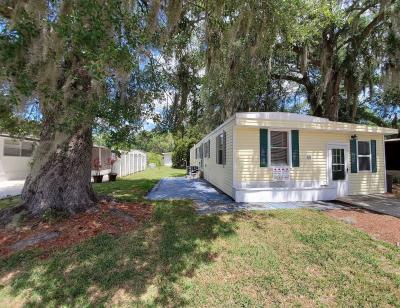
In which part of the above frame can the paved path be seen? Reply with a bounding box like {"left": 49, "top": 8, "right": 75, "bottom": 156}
{"left": 337, "top": 194, "right": 400, "bottom": 218}
{"left": 147, "top": 177, "right": 343, "bottom": 214}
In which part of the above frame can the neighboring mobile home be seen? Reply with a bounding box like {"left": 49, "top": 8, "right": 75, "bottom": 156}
{"left": 0, "top": 135, "right": 37, "bottom": 181}
{"left": 0, "top": 137, "right": 147, "bottom": 182}
{"left": 163, "top": 152, "right": 173, "bottom": 167}
{"left": 385, "top": 138, "right": 400, "bottom": 177}
{"left": 190, "top": 112, "right": 397, "bottom": 202}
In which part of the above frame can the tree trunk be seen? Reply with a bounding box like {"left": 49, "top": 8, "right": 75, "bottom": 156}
{"left": 324, "top": 70, "right": 342, "bottom": 121}
{"left": 308, "top": 90, "right": 323, "bottom": 117}
{"left": 21, "top": 121, "right": 96, "bottom": 217}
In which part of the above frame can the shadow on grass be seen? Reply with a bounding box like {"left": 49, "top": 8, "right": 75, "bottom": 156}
{"left": 0, "top": 175, "right": 238, "bottom": 306}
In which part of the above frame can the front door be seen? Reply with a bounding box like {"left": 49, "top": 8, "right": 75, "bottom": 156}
{"left": 327, "top": 145, "right": 349, "bottom": 197}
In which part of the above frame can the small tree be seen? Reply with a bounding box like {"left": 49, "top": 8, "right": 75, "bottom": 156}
{"left": 172, "top": 128, "right": 202, "bottom": 168}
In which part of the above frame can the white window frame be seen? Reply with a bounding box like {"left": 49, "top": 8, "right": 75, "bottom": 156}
{"left": 357, "top": 140, "right": 371, "bottom": 172}
{"left": 216, "top": 132, "right": 225, "bottom": 165}
{"left": 268, "top": 129, "right": 292, "bottom": 167}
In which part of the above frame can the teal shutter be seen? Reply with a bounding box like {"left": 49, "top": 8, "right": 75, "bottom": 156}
{"left": 291, "top": 130, "right": 300, "bottom": 167}
{"left": 371, "top": 140, "right": 377, "bottom": 173}
{"left": 350, "top": 139, "right": 358, "bottom": 173}
{"left": 260, "top": 129, "right": 268, "bottom": 167}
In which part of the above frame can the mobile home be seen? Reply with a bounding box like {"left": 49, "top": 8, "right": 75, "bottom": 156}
{"left": 0, "top": 135, "right": 37, "bottom": 181}
{"left": 163, "top": 152, "right": 173, "bottom": 167}
{"left": 190, "top": 112, "right": 397, "bottom": 202}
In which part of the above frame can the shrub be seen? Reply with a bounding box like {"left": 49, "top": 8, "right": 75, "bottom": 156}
{"left": 172, "top": 137, "right": 197, "bottom": 168}
{"left": 147, "top": 152, "right": 163, "bottom": 167}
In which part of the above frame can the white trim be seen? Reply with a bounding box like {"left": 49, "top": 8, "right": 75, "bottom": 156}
{"left": 232, "top": 125, "right": 237, "bottom": 188}
{"left": 326, "top": 143, "right": 349, "bottom": 197}
{"left": 236, "top": 112, "right": 329, "bottom": 123}
{"left": 235, "top": 186, "right": 337, "bottom": 202}
{"left": 235, "top": 180, "right": 327, "bottom": 189}
{"left": 383, "top": 137, "right": 388, "bottom": 192}
{"left": 385, "top": 138, "right": 400, "bottom": 142}
{"left": 235, "top": 112, "right": 397, "bottom": 135}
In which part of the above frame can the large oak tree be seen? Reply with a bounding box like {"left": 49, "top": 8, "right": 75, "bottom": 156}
{"left": 0, "top": 0, "right": 164, "bottom": 216}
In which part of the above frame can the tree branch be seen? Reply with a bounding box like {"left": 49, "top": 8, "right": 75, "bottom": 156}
{"left": 271, "top": 73, "right": 305, "bottom": 85}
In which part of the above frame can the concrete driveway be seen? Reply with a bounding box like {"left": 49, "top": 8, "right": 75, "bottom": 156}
{"left": 337, "top": 194, "right": 400, "bottom": 218}
{"left": 147, "top": 177, "right": 342, "bottom": 214}
{"left": 0, "top": 180, "right": 25, "bottom": 199}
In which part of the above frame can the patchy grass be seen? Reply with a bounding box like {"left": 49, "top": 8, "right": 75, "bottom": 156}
{"left": 0, "top": 167, "right": 399, "bottom": 306}
{"left": 0, "top": 196, "right": 21, "bottom": 210}
{"left": 0, "top": 166, "right": 186, "bottom": 208}
{"left": 92, "top": 166, "right": 186, "bottom": 202}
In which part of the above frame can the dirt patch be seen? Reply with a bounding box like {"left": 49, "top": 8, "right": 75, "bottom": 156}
{"left": 326, "top": 208, "right": 400, "bottom": 246}
{"left": 0, "top": 201, "right": 153, "bottom": 256}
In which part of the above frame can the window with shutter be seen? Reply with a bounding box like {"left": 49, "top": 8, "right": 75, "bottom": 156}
{"left": 216, "top": 132, "right": 225, "bottom": 165}
{"left": 270, "top": 131, "right": 289, "bottom": 166}
{"left": 357, "top": 141, "right": 371, "bottom": 171}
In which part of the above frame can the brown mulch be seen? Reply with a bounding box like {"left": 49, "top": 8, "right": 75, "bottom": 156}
{"left": 0, "top": 201, "right": 153, "bottom": 257}
{"left": 393, "top": 183, "right": 400, "bottom": 196}
{"left": 326, "top": 207, "right": 400, "bottom": 246}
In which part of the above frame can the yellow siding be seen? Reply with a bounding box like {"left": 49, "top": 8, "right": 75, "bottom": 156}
{"left": 190, "top": 120, "right": 234, "bottom": 198}
{"left": 236, "top": 127, "right": 385, "bottom": 195}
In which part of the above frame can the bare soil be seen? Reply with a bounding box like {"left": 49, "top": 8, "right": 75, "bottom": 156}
{"left": 393, "top": 183, "right": 400, "bottom": 196}
{"left": 0, "top": 201, "right": 153, "bottom": 256}
{"left": 326, "top": 207, "right": 400, "bottom": 246}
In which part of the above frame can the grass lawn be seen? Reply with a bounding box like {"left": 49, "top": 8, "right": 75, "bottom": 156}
{"left": 0, "top": 167, "right": 399, "bottom": 307}
{"left": 0, "top": 196, "right": 20, "bottom": 211}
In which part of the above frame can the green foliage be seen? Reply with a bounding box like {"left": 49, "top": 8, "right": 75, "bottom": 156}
{"left": 93, "top": 131, "right": 174, "bottom": 154}
{"left": 134, "top": 132, "right": 174, "bottom": 154}
{"left": 0, "top": 196, "right": 21, "bottom": 211}
{"left": 172, "top": 138, "right": 191, "bottom": 168}
{"left": 147, "top": 152, "right": 163, "bottom": 167}
{"left": 172, "top": 127, "right": 202, "bottom": 168}
{"left": 0, "top": 0, "right": 165, "bottom": 139}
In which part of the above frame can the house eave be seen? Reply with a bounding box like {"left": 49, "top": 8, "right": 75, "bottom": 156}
{"left": 235, "top": 114, "right": 397, "bottom": 135}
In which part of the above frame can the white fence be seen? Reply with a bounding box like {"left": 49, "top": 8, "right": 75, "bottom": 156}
{"left": 114, "top": 150, "right": 147, "bottom": 177}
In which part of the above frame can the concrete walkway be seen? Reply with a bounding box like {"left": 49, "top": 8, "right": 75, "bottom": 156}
{"left": 337, "top": 194, "right": 400, "bottom": 218}
{"left": 0, "top": 180, "right": 25, "bottom": 199}
{"left": 147, "top": 177, "right": 343, "bottom": 214}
